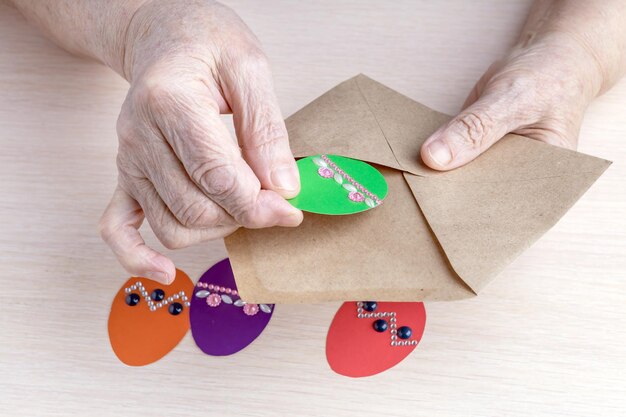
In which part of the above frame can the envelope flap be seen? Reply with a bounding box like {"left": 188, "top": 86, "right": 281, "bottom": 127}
{"left": 224, "top": 167, "right": 475, "bottom": 303}
{"left": 286, "top": 75, "right": 403, "bottom": 171}
{"left": 227, "top": 75, "right": 611, "bottom": 303}
{"left": 404, "top": 135, "right": 612, "bottom": 293}
{"left": 351, "top": 74, "right": 450, "bottom": 176}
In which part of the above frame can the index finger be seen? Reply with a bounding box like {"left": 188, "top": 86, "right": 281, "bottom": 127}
{"left": 99, "top": 186, "right": 176, "bottom": 284}
{"left": 143, "top": 79, "right": 303, "bottom": 228}
{"left": 219, "top": 50, "right": 300, "bottom": 199}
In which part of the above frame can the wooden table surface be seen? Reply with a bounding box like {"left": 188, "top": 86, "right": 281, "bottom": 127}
{"left": 1, "top": 1, "right": 625, "bottom": 416}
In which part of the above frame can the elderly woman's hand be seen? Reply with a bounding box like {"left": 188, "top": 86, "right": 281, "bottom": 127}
{"left": 421, "top": 0, "right": 626, "bottom": 171}
{"left": 11, "top": 0, "right": 626, "bottom": 284}
{"left": 12, "top": 0, "right": 302, "bottom": 283}
{"left": 94, "top": 1, "right": 303, "bottom": 283}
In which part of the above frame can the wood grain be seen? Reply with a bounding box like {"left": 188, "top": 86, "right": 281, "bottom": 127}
{"left": 1, "top": 1, "right": 624, "bottom": 416}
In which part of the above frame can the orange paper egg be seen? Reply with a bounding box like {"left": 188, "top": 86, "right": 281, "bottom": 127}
{"left": 108, "top": 270, "right": 193, "bottom": 366}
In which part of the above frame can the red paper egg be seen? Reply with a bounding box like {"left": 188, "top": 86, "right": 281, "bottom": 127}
{"left": 326, "top": 301, "right": 426, "bottom": 377}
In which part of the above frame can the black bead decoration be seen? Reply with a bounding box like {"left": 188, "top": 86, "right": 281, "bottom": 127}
{"left": 362, "top": 301, "right": 377, "bottom": 312}
{"left": 397, "top": 326, "right": 412, "bottom": 340}
{"left": 151, "top": 288, "right": 165, "bottom": 301}
{"left": 168, "top": 302, "right": 183, "bottom": 316}
{"left": 125, "top": 293, "right": 140, "bottom": 306}
{"left": 372, "top": 319, "right": 388, "bottom": 332}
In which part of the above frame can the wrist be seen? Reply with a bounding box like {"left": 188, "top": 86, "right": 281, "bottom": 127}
{"left": 103, "top": 0, "right": 154, "bottom": 81}
{"left": 517, "top": 0, "right": 626, "bottom": 98}
{"left": 8, "top": 0, "right": 149, "bottom": 77}
{"left": 121, "top": 0, "right": 230, "bottom": 86}
{"left": 120, "top": 0, "right": 205, "bottom": 84}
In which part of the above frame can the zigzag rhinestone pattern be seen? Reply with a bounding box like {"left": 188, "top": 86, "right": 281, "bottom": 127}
{"left": 124, "top": 281, "right": 190, "bottom": 312}
{"left": 356, "top": 302, "right": 418, "bottom": 347}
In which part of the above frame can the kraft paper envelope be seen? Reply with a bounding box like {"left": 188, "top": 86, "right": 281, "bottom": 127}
{"left": 224, "top": 74, "right": 611, "bottom": 303}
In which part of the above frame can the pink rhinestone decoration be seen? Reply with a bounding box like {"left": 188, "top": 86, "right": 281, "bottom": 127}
{"left": 355, "top": 302, "right": 418, "bottom": 347}
{"left": 196, "top": 282, "right": 238, "bottom": 296}
{"left": 206, "top": 293, "right": 221, "bottom": 307}
{"left": 243, "top": 303, "right": 260, "bottom": 316}
{"left": 318, "top": 167, "right": 334, "bottom": 178}
{"left": 348, "top": 191, "right": 364, "bottom": 202}
{"left": 195, "top": 283, "right": 271, "bottom": 316}
{"left": 314, "top": 155, "right": 383, "bottom": 207}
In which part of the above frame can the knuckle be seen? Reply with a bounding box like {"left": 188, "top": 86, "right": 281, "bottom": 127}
{"left": 145, "top": 83, "right": 177, "bottom": 111}
{"left": 192, "top": 162, "right": 238, "bottom": 200}
{"left": 137, "top": 190, "right": 188, "bottom": 250}
{"left": 237, "top": 211, "right": 265, "bottom": 229}
{"left": 133, "top": 73, "right": 184, "bottom": 114}
{"left": 172, "top": 199, "right": 220, "bottom": 228}
{"left": 116, "top": 111, "right": 134, "bottom": 143}
{"left": 116, "top": 122, "right": 145, "bottom": 160}
{"left": 243, "top": 49, "right": 270, "bottom": 72}
{"left": 98, "top": 209, "right": 127, "bottom": 248}
{"left": 518, "top": 125, "right": 575, "bottom": 150}
{"left": 115, "top": 152, "right": 128, "bottom": 173}
{"left": 98, "top": 215, "right": 114, "bottom": 243}
{"left": 231, "top": 197, "right": 268, "bottom": 229}
{"left": 495, "top": 72, "right": 536, "bottom": 99}
{"left": 228, "top": 46, "right": 270, "bottom": 77}
{"left": 115, "top": 156, "right": 141, "bottom": 187}
{"left": 454, "top": 112, "right": 492, "bottom": 148}
{"left": 243, "top": 116, "right": 288, "bottom": 151}
{"left": 156, "top": 227, "right": 187, "bottom": 250}
{"left": 160, "top": 236, "right": 184, "bottom": 250}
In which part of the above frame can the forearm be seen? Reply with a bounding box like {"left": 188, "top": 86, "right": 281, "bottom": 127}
{"left": 519, "top": 0, "right": 626, "bottom": 96}
{"left": 8, "top": 0, "right": 148, "bottom": 78}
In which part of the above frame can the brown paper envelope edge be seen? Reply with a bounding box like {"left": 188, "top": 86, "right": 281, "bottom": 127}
{"left": 404, "top": 137, "right": 611, "bottom": 294}
{"left": 300, "top": 74, "right": 611, "bottom": 294}
{"left": 288, "top": 74, "right": 450, "bottom": 176}
{"left": 225, "top": 74, "right": 611, "bottom": 302}
{"left": 355, "top": 76, "right": 610, "bottom": 293}
{"left": 225, "top": 75, "right": 473, "bottom": 302}
{"left": 225, "top": 167, "right": 476, "bottom": 303}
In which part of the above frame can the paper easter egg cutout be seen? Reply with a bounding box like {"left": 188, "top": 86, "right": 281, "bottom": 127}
{"left": 190, "top": 258, "right": 275, "bottom": 356}
{"left": 108, "top": 269, "right": 194, "bottom": 366}
{"left": 326, "top": 301, "right": 426, "bottom": 377}
{"left": 288, "top": 154, "right": 388, "bottom": 215}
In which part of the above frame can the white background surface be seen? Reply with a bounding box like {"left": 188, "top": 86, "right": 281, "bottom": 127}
{"left": 1, "top": 1, "right": 625, "bottom": 416}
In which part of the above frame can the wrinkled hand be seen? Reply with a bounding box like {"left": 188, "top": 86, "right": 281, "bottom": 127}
{"left": 99, "top": 1, "right": 302, "bottom": 284}
{"left": 421, "top": 32, "right": 604, "bottom": 171}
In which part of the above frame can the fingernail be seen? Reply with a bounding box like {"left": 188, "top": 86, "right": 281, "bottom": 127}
{"left": 271, "top": 166, "right": 299, "bottom": 194}
{"left": 145, "top": 271, "right": 170, "bottom": 284}
{"left": 427, "top": 140, "right": 453, "bottom": 166}
{"left": 279, "top": 209, "right": 303, "bottom": 227}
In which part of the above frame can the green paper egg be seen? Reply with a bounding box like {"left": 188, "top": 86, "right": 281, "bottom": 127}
{"left": 288, "top": 154, "right": 388, "bottom": 215}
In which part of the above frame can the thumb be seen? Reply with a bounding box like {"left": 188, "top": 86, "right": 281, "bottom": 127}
{"left": 420, "top": 96, "right": 522, "bottom": 171}
{"left": 238, "top": 103, "right": 300, "bottom": 199}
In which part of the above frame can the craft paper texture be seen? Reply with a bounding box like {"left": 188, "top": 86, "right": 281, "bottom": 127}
{"left": 225, "top": 75, "right": 611, "bottom": 303}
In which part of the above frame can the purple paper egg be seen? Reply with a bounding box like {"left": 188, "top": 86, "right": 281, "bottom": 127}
{"left": 190, "top": 258, "right": 275, "bottom": 356}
